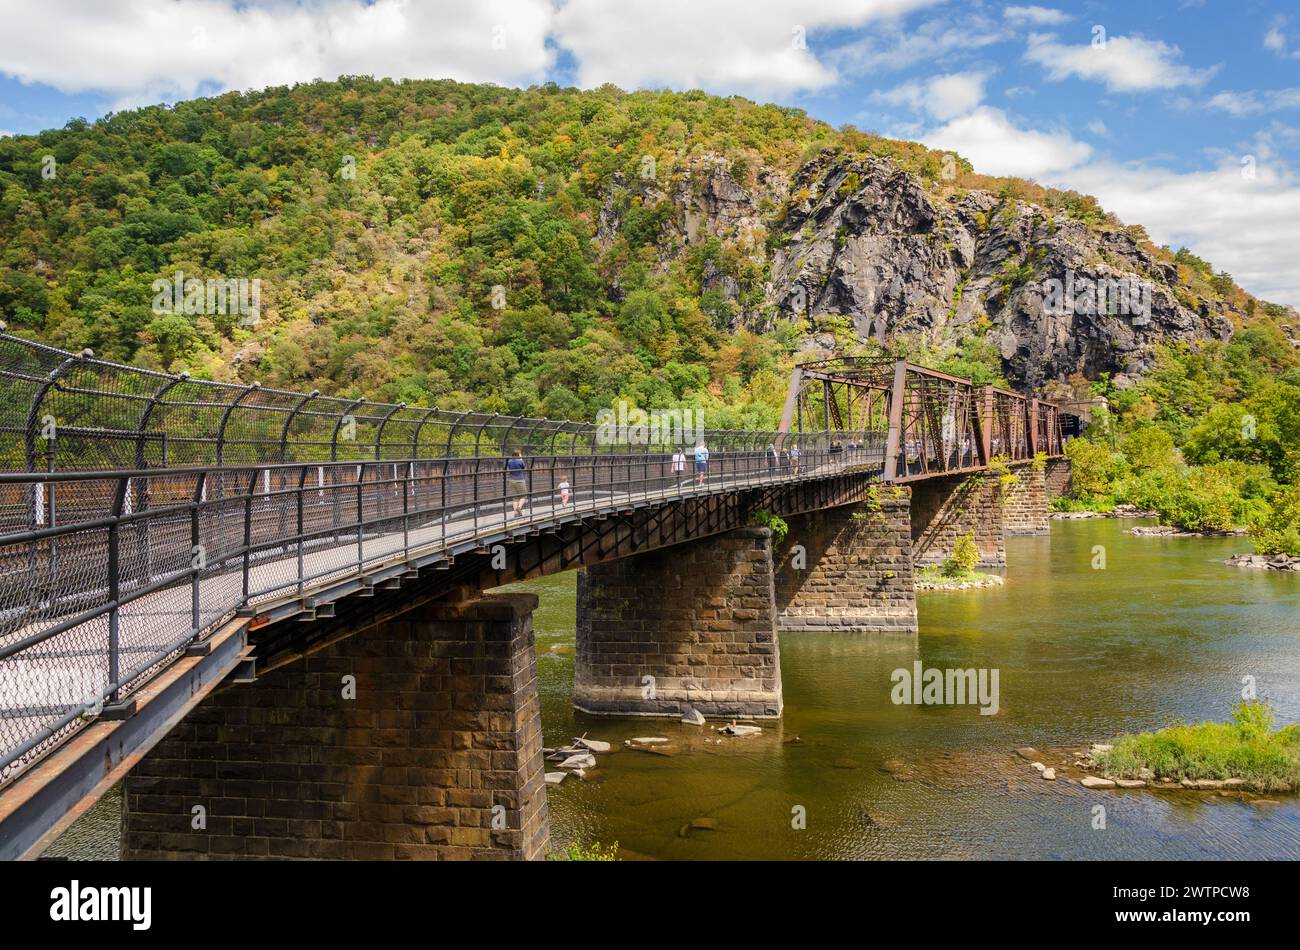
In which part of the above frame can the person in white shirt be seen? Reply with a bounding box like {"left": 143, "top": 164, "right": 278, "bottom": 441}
{"left": 671, "top": 447, "right": 686, "bottom": 481}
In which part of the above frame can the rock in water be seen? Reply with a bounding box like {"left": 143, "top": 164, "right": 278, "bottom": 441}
{"left": 628, "top": 737, "right": 669, "bottom": 745}
{"left": 574, "top": 737, "right": 611, "bottom": 753}
{"left": 1080, "top": 776, "right": 1116, "bottom": 789}
{"left": 558, "top": 753, "right": 596, "bottom": 770}
{"left": 1041, "top": 768, "right": 1056, "bottom": 781}
{"left": 720, "top": 722, "right": 761, "bottom": 736}
{"left": 681, "top": 707, "right": 706, "bottom": 726}
{"left": 1015, "top": 747, "right": 1039, "bottom": 760}
{"left": 1114, "top": 779, "right": 1145, "bottom": 788}
{"left": 544, "top": 772, "right": 566, "bottom": 785}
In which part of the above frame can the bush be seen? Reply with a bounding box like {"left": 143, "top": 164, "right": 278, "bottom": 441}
{"left": 1123, "top": 461, "right": 1275, "bottom": 532}
{"left": 941, "top": 531, "right": 981, "bottom": 577}
{"left": 1093, "top": 701, "right": 1300, "bottom": 791}
{"left": 748, "top": 509, "right": 789, "bottom": 546}
{"left": 1250, "top": 483, "right": 1300, "bottom": 556}
{"left": 1120, "top": 426, "right": 1177, "bottom": 471}
{"left": 1064, "top": 437, "right": 1125, "bottom": 503}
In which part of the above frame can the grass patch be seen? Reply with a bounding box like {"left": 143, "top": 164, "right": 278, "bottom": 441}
{"left": 1094, "top": 701, "right": 1300, "bottom": 792}
{"left": 914, "top": 564, "right": 1002, "bottom": 589}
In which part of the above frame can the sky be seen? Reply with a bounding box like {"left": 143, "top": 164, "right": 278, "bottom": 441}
{"left": 1, "top": 0, "right": 1298, "bottom": 306}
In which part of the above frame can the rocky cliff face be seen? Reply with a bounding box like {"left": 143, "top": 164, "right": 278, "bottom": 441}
{"left": 600, "top": 150, "right": 1238, "bottom": 389}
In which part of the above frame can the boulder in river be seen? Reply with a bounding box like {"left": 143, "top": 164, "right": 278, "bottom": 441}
{"left": 719, "top": 722, "right": 762, "bottom": 736}
{"left": 574, "top": 737, "right": 611, "bottom": 753}
{"left": 1081, "top": 776, "right": 1116, "bottom": 789}
{"left": 1041, "top": 768, "right": 1056, "bottom": 781}
{"left": 545, "top": 772, "right": 567, "bottom": 785}
{"left": 680, "top": 707, "right": 706, "bottom": 726}
{"left": 558, "top": 753, "right": 596, "bottom": 770}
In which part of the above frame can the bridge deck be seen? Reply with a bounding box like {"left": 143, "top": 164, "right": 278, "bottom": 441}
{"left": 0, "top": 448, "right": 881, "bottom": 787}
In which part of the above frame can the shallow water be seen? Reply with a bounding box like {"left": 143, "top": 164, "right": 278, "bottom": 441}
{"left": 48, "top": 519, "right": 1300, "bottom": 860}
{"left": 532, "top": 519, "right": 1300, "bottom": 860}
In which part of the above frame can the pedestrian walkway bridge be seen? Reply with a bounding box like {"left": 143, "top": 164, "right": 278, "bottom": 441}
{"left": 0, "top": 331, "right": 1068, "bottom": 859}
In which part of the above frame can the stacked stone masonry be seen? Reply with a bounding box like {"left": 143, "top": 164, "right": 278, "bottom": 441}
{"left": 1003, "top": 464, "right": 1050, "bottom": 536}
{"left": 122, "top": 592, "right": 549, "bottom": 861}
{"left": 909, "top": 474, "right": 1006, "bottom": 568}
{"left": 1044, "top": 458, "right": 1073, "bottom": 502}
{"left": 775, "top": 495, "right": 918, "bottom": 634}
{"left": 574, "top": 526, "right": 782, "bottom": 718}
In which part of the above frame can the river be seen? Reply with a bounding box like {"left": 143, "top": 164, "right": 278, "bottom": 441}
{"left": 44, "top": 518, "right": 1300, "bottom": 860}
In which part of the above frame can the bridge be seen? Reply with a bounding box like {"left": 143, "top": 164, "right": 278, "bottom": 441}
{"left": 0, "top": 331, "right": 1072, "bottom": 860}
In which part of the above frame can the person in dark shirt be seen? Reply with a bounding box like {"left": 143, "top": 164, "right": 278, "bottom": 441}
{"left": 506, "top": 449, "right": 528, "bottom": 518}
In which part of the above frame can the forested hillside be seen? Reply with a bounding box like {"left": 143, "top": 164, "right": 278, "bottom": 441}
{"left": 0, "top": 78, "right": 1296, "bottom": 549}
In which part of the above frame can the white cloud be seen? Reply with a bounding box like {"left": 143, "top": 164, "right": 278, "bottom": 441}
{"left": 1208, "top": 89, "right": 1300, "bottom": 117}
{"left": 0, "top": 0, "right": 950, "bottom": 105}
{"left": 554, "top": 0, "right": 944, "bottom": 96}
{"left": 873, "top": 71, "right": 990, "bottom": 120}
{"left": 1062, "top": 156, "right": 1300, "bottom": 306}
{"left": 1025, "top": 32, "right": 1217, "bottom": 92}
{"left": 829, "top": 13, "right": 1008, "bottom": 75}
{"left": 1262, "top": 16, "right": 1300, "bottom": 59}
{"left": 922, "top": 105, "right": 1091, "bottom": 178}
{"left": 1002, "top": 5, "right": 1072, "bottom": 26}
{"left": 919, "top": 99, "right": 1300, "bottom": 305}
{"left": 0, "top": 0, "right": 556, "bottom": 107}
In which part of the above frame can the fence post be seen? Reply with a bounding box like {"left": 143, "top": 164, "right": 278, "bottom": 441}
{"left": 106, "top": 475, "right": 129, "bottom": 704}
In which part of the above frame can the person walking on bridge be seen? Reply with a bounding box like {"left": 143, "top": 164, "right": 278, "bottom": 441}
{"left": 507, "top": 449, "right": 528, "bottom": 518}
{"left": 694, "top": 441, "right": 710, "bottom": 486}
{"left": 671, "top": 445, "right": 687, "bottom": 483}
{"left": 789, "top": 443, "right": 800, "bottom": 476}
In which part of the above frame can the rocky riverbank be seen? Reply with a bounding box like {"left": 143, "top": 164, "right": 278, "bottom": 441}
{"left": 1128, "top": 525, "right": 1248, "bottom": 538}
{"left": 1013, "top": 745, "right": 1287, "bottom": 796}
{"left": 1224, "top": 552, "right": 1300, "bottom": 572}
{"left": 1050, "top": 504, "right": 1160, "bottom": 520}
{"left": 914, "top": 566, "right": 1004, "bottom": 591}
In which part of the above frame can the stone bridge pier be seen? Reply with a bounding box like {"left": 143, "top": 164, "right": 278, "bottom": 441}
{"left": 774, "top": 495, "right": 918, "bottom": 634}
{"left": 909, "top": 473, "right": 1006, "bottom": 568}
{"left": 574, "top": 527, "right": 783, "bottom": 719}
{"left": 122, "top": 591, "right": 549, "bottom": 860}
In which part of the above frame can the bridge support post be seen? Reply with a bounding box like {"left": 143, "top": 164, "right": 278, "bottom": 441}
{"left": 1003, "top": 463, "right": 1050, "bottom": 536}
{"left": 574, "top": 526, "right": 783, "bottom": 718}
{"left": 121, "top": 591, "right": 548, "bottom": 860}
{"left": 909, "top": 473, "right": 1006, "bottom": 568}
{"left": 1044, "top": 458, "right": 1072, "bottom": 502}
{"left": 774, "top": 493, "right": 917, "bottom": 634}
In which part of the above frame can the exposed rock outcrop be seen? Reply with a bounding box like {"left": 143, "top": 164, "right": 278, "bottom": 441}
{"left": 597, "top": 149, "right": 1243, "bottom": 388}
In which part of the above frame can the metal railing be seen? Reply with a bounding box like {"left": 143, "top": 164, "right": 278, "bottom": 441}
{"left": 780, "top": 356, "right": 1070, "bottom": 481}
{"left": 0, "top": 399, "right": 881, "bottom": 786}
{"left": 0, "top": 331, "right": 1069, "bottom": 790}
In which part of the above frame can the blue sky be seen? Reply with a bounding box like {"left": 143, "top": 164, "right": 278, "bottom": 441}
{"left": 2, "top": 0, "right": 1298, "bottom": 304}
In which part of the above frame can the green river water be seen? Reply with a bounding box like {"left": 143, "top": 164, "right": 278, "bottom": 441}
{"left": 45, "top": 518, "right": 1300, "bottom": 860}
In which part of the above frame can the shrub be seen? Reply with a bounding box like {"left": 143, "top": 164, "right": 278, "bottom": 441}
{"left": 1120, "top": 426, "right": 1177, "bottom": 471}
{"left": 1250, "top": 483, "right": 1300, "bottom": 556}
{"left": 748, "top": 509, "right": 789, "bottom": 546}
{"left": 1123, "top": 461, "right": 1275, "bottom": 532}
{"left": 1093, "top": 701, "right": 1300, "bottom": 791}
{"left": 941, "top": 531, "right": 981, "bottom": 577}
{"left": 1064, "top": 437, "right": 1125, "bottom": 503}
